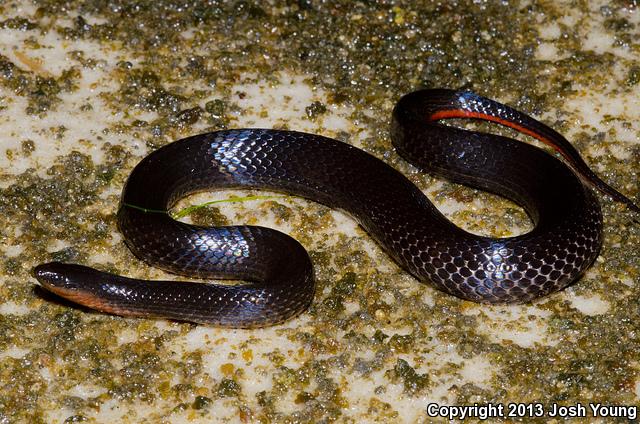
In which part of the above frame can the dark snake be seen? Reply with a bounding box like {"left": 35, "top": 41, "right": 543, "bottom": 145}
{"left": 33, "top": 89, "right": 639, "bottom": 327}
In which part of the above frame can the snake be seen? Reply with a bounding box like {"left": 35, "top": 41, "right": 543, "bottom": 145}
{"left": 33, "top": 89, "right": 639, "bottom": 327}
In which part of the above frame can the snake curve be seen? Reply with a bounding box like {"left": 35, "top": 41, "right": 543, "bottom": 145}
{"left": 33, "top": 89, "right": 639, "bottom": 327}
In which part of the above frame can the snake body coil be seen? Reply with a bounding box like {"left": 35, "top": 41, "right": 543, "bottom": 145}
{"left": 34, "top": 89, "right": 638, "bottom": 327}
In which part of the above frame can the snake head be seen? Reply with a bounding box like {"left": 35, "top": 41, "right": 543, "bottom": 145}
{"left": 33, "top": 262, "right": 73, "bottom": 287}
{"left": 33, "top": 262, "right": 101, "bottom": 300}
{"left": 33, "top": 262, "right": 145, "bottom": 317}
